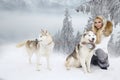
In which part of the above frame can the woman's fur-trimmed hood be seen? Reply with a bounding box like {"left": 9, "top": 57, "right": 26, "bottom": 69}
{"left": 91, "top": 16, "right": 113, "bottom": 44}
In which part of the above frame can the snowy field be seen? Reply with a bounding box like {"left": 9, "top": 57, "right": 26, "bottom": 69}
{"left": 0, "top": 43, "right": 120, "bottom": 80}
{"left": 0, "top": 0, "right": 120, "bottom": 80}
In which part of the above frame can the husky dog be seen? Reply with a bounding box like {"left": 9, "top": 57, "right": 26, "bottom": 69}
{"left": 65, "top": 31, "right": 96, "bottom": 72}
{"left": 79, "top": 30, "right": 96, "bottom": 73}
{"left": 65, "top": 44, "right": 80, "bottom": 70}
{"left": 16, "top": 29, "right": 54, "bottom": 71}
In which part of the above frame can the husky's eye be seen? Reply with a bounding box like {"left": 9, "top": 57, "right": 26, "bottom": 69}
{"left": 89, "top": 35, "right": 91, "bottom": 36}
{"left": 83, "top": 34, "right": 86, "bottom": 37}
{"left": 40, "top": 36, "right": 42, "bottom": 37}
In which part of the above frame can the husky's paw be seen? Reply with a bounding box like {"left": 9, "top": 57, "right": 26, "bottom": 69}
{"left": 87, "top": 69, "right": 91, "bottom": 73}
{"left": 36, "top": 69, "right": 40, "bottom": 71}
{"left": 36, "top": 67, "right": 40, "bottom": 71}
{"left": 66, "top": 67, "right": 70, "bottom": 70}
{"left": 83, "top": 69, "right": 88, "bottom": 74}
{"left": 36, "top": 65, "right": 40, "bottom": 71}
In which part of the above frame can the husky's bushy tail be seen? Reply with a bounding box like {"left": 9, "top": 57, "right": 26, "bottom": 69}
{"left": 16, "top": 41, "right": 26, "bottom": 48}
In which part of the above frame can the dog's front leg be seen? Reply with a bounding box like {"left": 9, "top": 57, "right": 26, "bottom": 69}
{"left": 80, "top": 58, "right": 87, "bottom": 73}
{"left": 36, "top": 53, "right": 40, "bottom": 71}
{"left": 87, "top": 52, "right": 94, "bottom": 73}
{"left": 27, "top": 50, "right": 33, "bottom": 64}
{"left": 28, "top": 52, "right": 33, "bottom": 64}
{"left": 86, "top": 57, "right": 92, "bottom": 73}
{"left": 46, "top": 55, "right": 51, "bottom": 70}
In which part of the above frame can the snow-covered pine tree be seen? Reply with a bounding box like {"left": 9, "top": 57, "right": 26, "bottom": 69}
{"left": 60, "top": 8, "right": 74, "bottom": 53}
{"left": 53, "top": 30, "right": 62, "bottom": 52}
{"left": 108, "top": 0, "right": 120, "bottom": 26}
{"left": 109, "top": 27, "right": 120, "bottom": 56}
{"left": 108, "top": 33, "right": 120, "bottom": 56}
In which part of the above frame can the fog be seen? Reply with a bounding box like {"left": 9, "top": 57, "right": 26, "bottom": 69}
{"left": 0, "top": 10, "right": 89, "bottom": 44}
{"left": 0, "top": 0, "right": 90, "bottom": 45}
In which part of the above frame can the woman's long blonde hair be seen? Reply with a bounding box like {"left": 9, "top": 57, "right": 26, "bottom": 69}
{"left": 92, "top": 16, "right": 113, "bottom": 44}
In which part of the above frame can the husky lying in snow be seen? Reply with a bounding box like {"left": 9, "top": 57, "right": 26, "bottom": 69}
{"left": 16, "top": 29, "right": 54, "bottom": 71}
{"left": 65, "top": 31, "right": 96, "bottom": 73}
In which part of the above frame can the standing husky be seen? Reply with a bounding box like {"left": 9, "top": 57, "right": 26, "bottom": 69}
{"left": 16, "top": 29, "right": 54, "bottom": 71}
{"left": 79, "top": 31, "right": 96, "bottom": 73}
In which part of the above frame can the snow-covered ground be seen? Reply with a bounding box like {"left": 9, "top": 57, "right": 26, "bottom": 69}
{"left": 0, "top": 43, "right": 120, "bottom": 80}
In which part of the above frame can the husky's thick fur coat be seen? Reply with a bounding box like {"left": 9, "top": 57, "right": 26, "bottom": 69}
{"left": 79, "top": 31, "right": 96, "bottom": 73}
{"left": 16, "top": 30, "right": 54, "bottom": 71}
{"left": 65, "top": 31, "right": 96, "bottom": 73}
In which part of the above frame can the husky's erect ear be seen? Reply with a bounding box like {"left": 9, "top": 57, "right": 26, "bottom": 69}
{"left": 84, "top": 29, "right": 87, "bottom": 33}
{"left": 83, "top": 28, "right": 89, "bottom": 33}
{"left": 44, "top": 30, "right": 48, "bottom": 35}
{"left": 41, "top": 29, "right": 44, "bottom": 33}
{"left": 45, "top": 30, "right": 47, "bottom": 34}
{"left": 83, "top": 33, "right": 87, "bottom": 37}
{"left": 83, "top": 29, "right": 88, "bottom": 37}
{"left": 41, "top": 29, "right": 46, "bottom": 35}
{"left": 83, "top": 29, "right": 87, "bottom": 36}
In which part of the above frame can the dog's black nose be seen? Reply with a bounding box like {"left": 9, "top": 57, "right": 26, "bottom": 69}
{"left": 92, "top": 38, "right": 95, "bottom": 41}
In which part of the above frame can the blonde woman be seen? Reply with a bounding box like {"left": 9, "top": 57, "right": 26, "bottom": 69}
{"left": 91, "top": 16, "right": 113, "bottom": 69}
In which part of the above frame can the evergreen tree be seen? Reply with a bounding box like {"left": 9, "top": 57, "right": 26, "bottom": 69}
{"left": 61, "top": 8, "right": 74, "bottom": 53}
{"left": 54, "top": 8, "right": 83, "bottom": 54}
{"left": 53, "top": 30, "right": 62, "bottom": 52}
